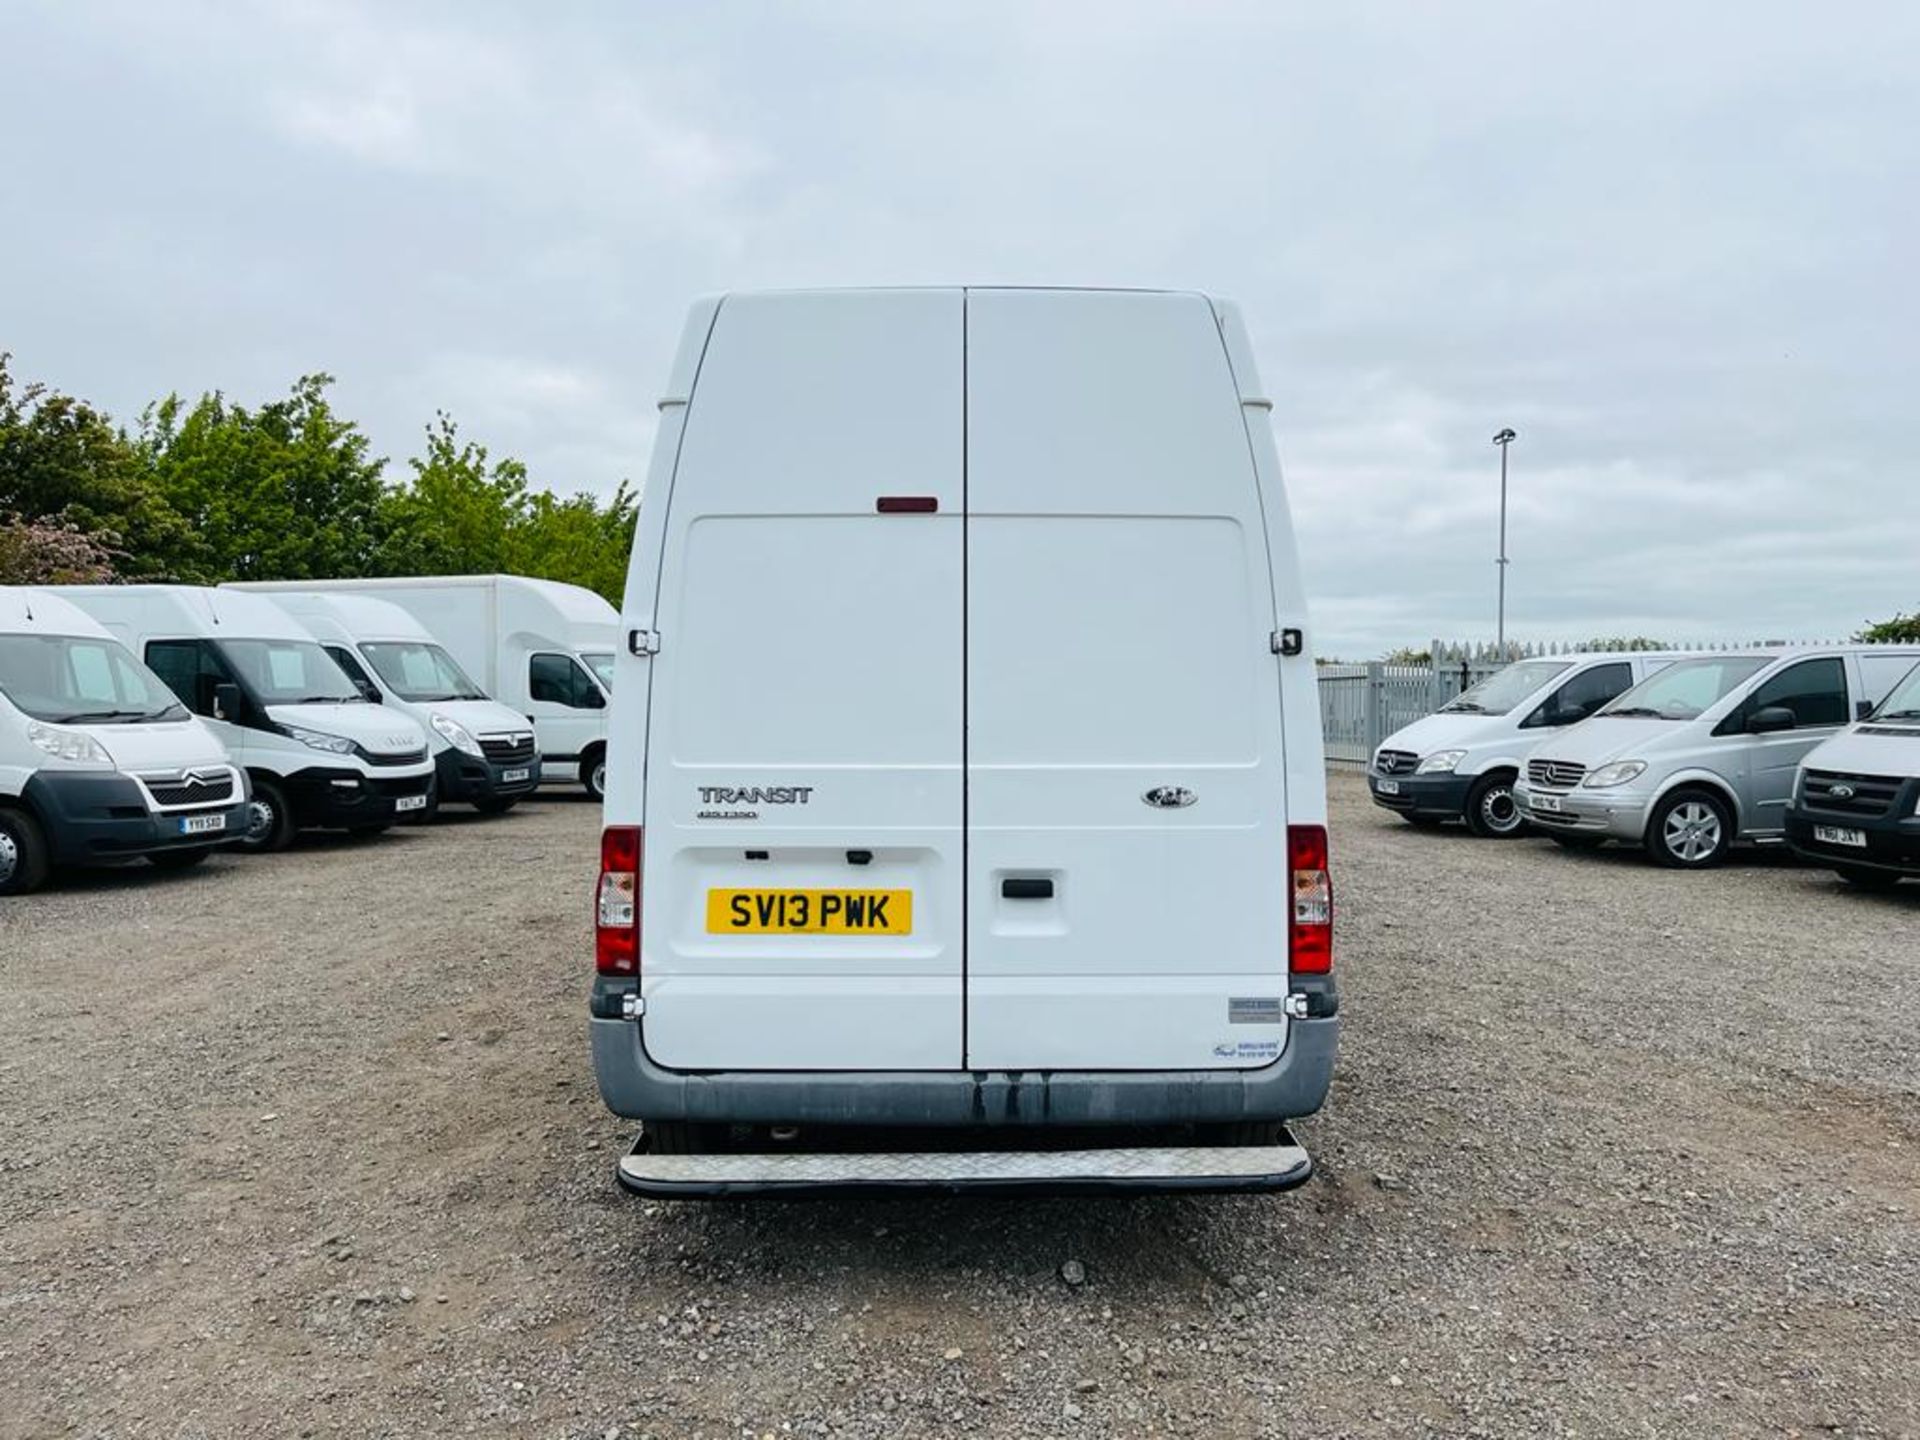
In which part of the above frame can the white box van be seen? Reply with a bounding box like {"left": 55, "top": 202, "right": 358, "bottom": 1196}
{"left": 592, "top": 288, "right": 1335, "bottom": 1195}
{"left": 57, "top": 586, "right": 436, "bottom": 851}
{"left": 259, "top": 576, "right": 618, "bottom": 799}
{"left": 1370, "top": 652, "right": 1680, "bottom": 836}
{"left": 1, "top": 588, "right": 249, "bottom": 894}
{"left": 222, "top": 587, "right": 539, "bottom": 815}
{"left": 1514, "top": 645, "right": 1920, "bottom": 866}
{"left": 1785, "top": 657, "right": 1920, "bottom": 889}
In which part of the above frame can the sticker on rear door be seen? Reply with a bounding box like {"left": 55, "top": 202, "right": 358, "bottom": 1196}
{"left": 705, "top": 888, "right": 912, "bottom": 935}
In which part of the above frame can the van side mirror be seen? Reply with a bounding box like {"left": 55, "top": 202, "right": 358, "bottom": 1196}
{"left": 212, "top": 682, "right": 244, "bottom": 723}
{"left": 355, "top": 679, "right": 384, "bottom": 704}
{"left": 1746, "top": 705, "right": 1796, "bottom": 734}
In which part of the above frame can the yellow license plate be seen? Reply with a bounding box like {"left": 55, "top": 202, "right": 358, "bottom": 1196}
{"left": 706, "top": 888, "right": 912, "bottom": 936}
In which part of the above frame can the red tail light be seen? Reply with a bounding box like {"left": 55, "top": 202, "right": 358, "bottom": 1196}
{"left": 1288, "top": 824, "right": 1333, "bottom": 975}
{"left": 596, "top": 826, "right": 641, "bottom": 975}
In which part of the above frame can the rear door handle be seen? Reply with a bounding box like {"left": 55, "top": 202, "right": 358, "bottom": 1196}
{"left": 1000, "top": 877, "right": 1054, "bottom": 900}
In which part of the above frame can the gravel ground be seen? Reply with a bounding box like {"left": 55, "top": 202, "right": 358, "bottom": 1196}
{"left": 3, "top": 774, "right": 1917, "bottom": 1439}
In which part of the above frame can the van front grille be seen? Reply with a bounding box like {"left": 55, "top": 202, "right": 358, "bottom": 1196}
{"left": 1801, "top": 770, "right": 1902, "bottom": 818}
{"left": 141, "top": 772, "right": 236, "bottom": 808}
{"left": 480, "top": 733, "right": 538, "bottom": 765}
{"left": 1374, "top": 749, "right": 1419, "bottom": 776}
{"left": 1527, "top": 759, "right": 1586, "bottom": 790}
{"left": 363, "top": 746, "right": 429, "bottom": 767}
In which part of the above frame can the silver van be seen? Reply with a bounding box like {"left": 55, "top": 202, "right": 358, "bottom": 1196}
{"left": 1513, "top": 646, "right": 1920, "bottom": 867}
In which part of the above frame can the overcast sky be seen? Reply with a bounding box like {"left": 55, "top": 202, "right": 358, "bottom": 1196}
{"left": 4, "top": 1, "right": 1915, "bottom": 655}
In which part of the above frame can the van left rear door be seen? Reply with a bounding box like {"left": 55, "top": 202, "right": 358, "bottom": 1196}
{"left": 638, "top": 290, "right": 966, "bottom": 1072}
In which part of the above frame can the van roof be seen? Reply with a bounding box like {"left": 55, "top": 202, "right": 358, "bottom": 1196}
{"left": 0, "top": 587, "right": 116, "bottom": 640}
{"left": 232, "top": 574, "right": 618, "bottom": 626}
{"left": 54, "top": 584, "right": 316, "bottom": 642}
{"left": 223, "top": 588, "right": 434, "bottom": 645}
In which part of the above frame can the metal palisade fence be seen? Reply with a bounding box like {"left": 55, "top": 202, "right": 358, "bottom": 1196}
{"left": 1316, "top": 638, "right": 1891, "bottom": 764}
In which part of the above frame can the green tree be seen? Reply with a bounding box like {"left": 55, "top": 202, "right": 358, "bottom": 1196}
{"left": 1581, "top": 636, "right": 1669, "bottom": 652}
{"left": 0, "top": 353, "right": 191, "bottom": 577}
{"left": 374, "top": 412, "right": 528, "bottom": 576}
{"left": 511, "top": 482, "right": 637, "bottom": 606}
{"left": 1859, "top": 610, "right": 1920, "bottom": 643}
{"left": 139, "top": 374, "right": 386, "bottom": 581}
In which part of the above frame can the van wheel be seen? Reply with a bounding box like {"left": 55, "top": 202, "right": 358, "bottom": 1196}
{"left": 1836, "top": 865, "right": 1902, "bottom": 892}
{"left": 240, "top": 779, "right": 295, "bottom": 853}
{"left": 0, "top": 806, "right": 52, "bottom": 896}
{"left": 644, "top": 1120, "right": 721, "bottom": 1154}
{"left": 1464, "top": 771, "right": 1525, "bottom": 838}
{"left": 581, "top": 748, "right": 607, "bottom": 802}
{"left": 1646, "top": 789, "right": 1731, "bottom": 868}
{"left": 148, "top": 848, "right": 212, "bottom": 872}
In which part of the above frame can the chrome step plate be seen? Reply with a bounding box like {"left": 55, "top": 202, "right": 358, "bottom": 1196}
{"left": 617, "top": 1137, "right": 1312, "bottom": 1198}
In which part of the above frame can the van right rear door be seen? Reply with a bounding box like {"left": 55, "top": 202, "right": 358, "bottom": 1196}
{"left": 638, "top": 291, "right": 966, "bottom": 1072}
{"left": 962, "top": 290, "right": 1293, "bottom": 1072}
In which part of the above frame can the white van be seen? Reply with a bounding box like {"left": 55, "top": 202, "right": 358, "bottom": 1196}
{"left": 1785, "top": 657, "right": 1920, "bottom": 889}
{"left": 57, "top": 586, "right": 436, "bottom": 851}
{"left": 1, "top": 588, "right": 249, "bottom": 894}
{"left": 222, "top": 587, "right": 539, "bottom": 815}
{"left": 258, "top": 576, "right": 617, "bottom": 799}
{"left": 592, "top": 287, "right": 1336, "bottom": 1195}
{"left": 1514, "top": 645, "right": 1920, "bottom": 867}
{"left": 1370, "top": 652, "right": 1680, "bottom": 836}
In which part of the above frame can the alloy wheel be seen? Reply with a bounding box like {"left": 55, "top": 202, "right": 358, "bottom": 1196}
{"left": 1479, "top": 784, "right": 1522, "bottom": 835}
{"left": 1663, "top": 801, "right": 1722, "bottom": 863}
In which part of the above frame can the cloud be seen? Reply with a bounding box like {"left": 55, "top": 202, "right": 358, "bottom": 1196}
{"left": 2, "top": 0, "right": 1915, "bottom": 653}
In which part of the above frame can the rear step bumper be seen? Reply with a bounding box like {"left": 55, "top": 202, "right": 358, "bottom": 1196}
{"left": 616, "top": 1131, "right": 1313, "bottom": 1199}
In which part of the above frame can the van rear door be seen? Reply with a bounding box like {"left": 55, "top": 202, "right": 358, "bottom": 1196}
{"left": 639, "top": 290, "right": 966, "bottom": 1071}
{"left": 963, "top": 290, "right": 1291, "bottom": 1070}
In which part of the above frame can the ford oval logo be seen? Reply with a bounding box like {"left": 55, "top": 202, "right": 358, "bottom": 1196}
{"left": 1142, "top": 786, "right": 1197, "bottom": 809}
{"left": 1830, "top": 783, "right": 1856, "bottom": 800}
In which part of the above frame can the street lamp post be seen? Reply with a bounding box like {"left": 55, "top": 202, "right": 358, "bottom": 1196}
{"left": 1492, "top": 428, "right": 1517, "bottom": 654}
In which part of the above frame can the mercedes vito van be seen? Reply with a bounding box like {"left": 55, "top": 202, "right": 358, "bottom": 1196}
{"left": 263, "top": 576, "right": 618, "bottom": 798}
{"left": 592, "top": 288, "right": 1335, "bottom": 1195}
{"left": 1, "top": 588, "right": 249, "bottom": 894}
{"left": 1785, "top": 657, "right": 1920, "bottom": 889}
{"left": 1514, "top": 645, "right": 1920, "bottom": 867}
{"left": 223, "top": 587, "right": 539, "bottom": 815}
{"left": 59, "top": 586, "right": 436, "bottom": 851}
{"left": 1370, "top": 652, "right": 1678, "bottom": 836}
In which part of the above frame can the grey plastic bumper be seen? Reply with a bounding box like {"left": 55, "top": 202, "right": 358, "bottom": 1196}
{"left": 590, "top": 1012, "right": 1339, "bottom": 1127}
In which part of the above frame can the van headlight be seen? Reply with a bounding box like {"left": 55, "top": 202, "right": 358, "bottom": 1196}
{"left": 1415, "top": 750, "right": 1466, "bottom": 774}
{"left": 1583, "top": 760, "right": 1647, "bottom": 789}
{"left": 27, "top": 722, "right": 113, "bottom": 767}
{"left": 283, "top": 725, "right": 356, "bottom": 755}
{"left": 430, "top": 713, "right": 483, "bottom": 757}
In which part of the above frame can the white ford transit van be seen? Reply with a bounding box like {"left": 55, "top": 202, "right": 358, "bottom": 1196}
{"left": 1, "top": 588, "right": 249, "bottom": 894}
{"left": 262, "top": 576, "right": 618, "bottom": 799}
{"left": 592, "top": 288, "right": 1336, "bottom": 1196}
{"left": 222, "top": 587, "right": 539, "bottom": 815}
{"left": 1785, "top": 658, "right": 1920, "bottom": 889}
{"left": 1515, "top": 645, "right": 1920, "bottom": 867}
{"left": 1370, "top": 652, "right": 1679, "bottom": 836}
{"left": 58, "top": 586, "right": 436, "bottom": 851}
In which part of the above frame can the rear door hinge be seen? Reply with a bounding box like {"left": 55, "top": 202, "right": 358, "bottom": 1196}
{"left": 1270, "top": 628, "right": 1304, "bottom": 656}
{"left": 628, "top": 628, "right": 661, "bottom": 657}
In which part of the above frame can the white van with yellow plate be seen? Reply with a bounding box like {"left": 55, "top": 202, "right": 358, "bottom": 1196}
{"left": 591, "top": 287, "right": 1336, "bottom": 1195}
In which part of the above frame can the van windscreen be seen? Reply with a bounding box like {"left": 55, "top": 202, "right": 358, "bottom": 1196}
{"left": 217, "top": 639, "right": 363, "bottom": 705}
{"left": 1602, "top": 656, "right": 1770, "bottom": 720}
{"left": 0, "top": 634, "right": 186, "bottom": 723}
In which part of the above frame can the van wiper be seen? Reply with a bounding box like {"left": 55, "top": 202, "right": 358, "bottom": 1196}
{"left": 55, "top": 708, "right": 148, "bottom": 723}
{"left": 1873, "top": 708, "right": 1920, "bottom": 720}
{"left": 1441, "top": 701, "right": 1486, "bottom": 713}
{"left": 290, "top": 695, "right": 351, "bottom": 704}
{"left": 1604, "top": 706, "right": 1669, "bottom": 718}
